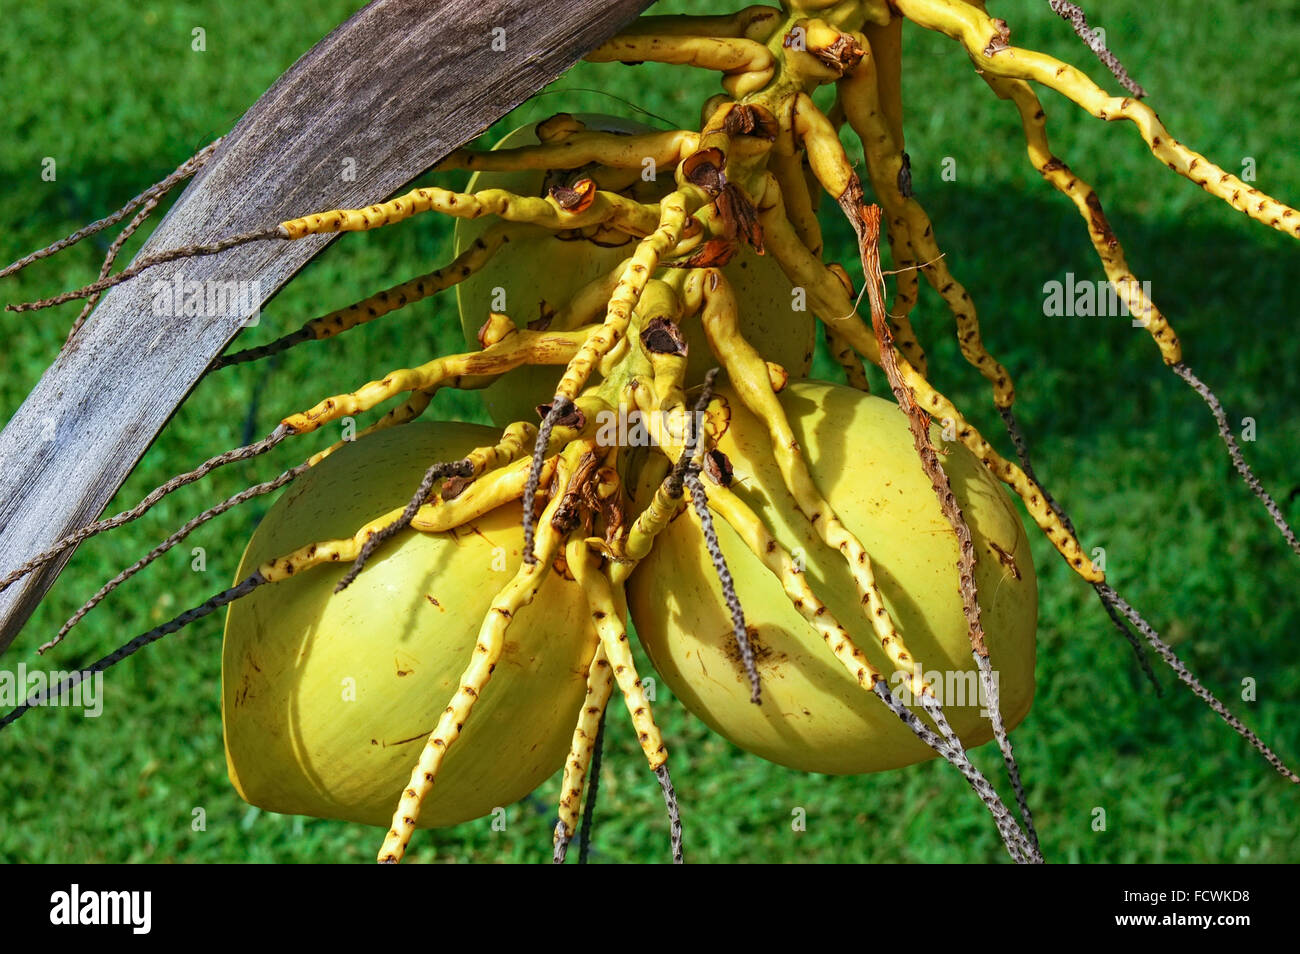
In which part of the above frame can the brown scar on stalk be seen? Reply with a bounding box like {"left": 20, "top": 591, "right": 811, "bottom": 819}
{"left": 548, "top": 178, "right": 599, "bottom": 213}
{"left": 988, "top": 540, "right": 1022, "bottom": 580}
{"left": 837, "top": 177, "right": 989, "bottom": 659}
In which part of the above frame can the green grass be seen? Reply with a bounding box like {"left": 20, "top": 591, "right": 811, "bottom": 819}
{"left": 1, "top": 0, "right": 1298, "bottom": 863}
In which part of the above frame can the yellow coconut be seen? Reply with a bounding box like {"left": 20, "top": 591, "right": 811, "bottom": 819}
{"left": 627, "top": 380, "right": 1038, "bottom": 775}
{"left": 222, "top": 421, "right": 595, "bottom": 827}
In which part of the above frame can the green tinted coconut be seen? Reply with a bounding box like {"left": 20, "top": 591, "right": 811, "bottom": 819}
{"left": 455, "top": 114, "right": 814, "bottom": 427}
{"left": 628, "top": 380, "right": 1038, "bottom": 775}
{"left": 222, "top": 422, "right": 595, "bottom": 828}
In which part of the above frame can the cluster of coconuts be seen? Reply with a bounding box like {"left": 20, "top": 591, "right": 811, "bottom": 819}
{"left": 221, "top": 117, "right": 1037, "bottom": 832}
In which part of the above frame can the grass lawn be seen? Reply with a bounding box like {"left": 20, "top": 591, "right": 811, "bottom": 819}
{"left": 0, "top": 0, "right": 1297, "bottom": 863}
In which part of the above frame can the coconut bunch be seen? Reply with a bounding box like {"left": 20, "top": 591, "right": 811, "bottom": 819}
{"left": 2, "top": 0, "right": 1298, "bottom": 865}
